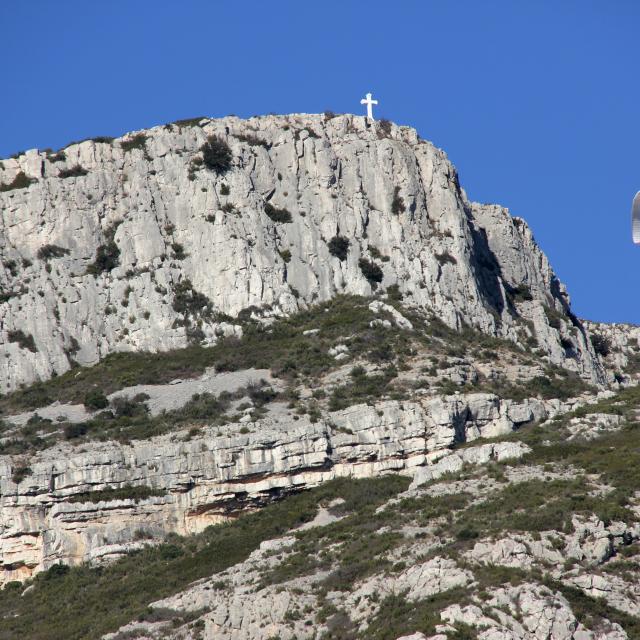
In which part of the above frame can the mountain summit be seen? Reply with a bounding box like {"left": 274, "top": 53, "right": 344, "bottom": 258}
{"left": 0, "top": 114, "right": 605, "bottom": 392}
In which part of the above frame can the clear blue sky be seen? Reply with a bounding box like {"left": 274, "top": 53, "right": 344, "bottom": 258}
{"left": 1, "top": 1, "right": 638, "bottom": 324}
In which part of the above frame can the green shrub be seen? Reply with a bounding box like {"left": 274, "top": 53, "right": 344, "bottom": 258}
{"left": 86, "top": 221, "right": 121, "bottom": 275}
{"left": 58, "top": 165, "right": 88, "bottom": 179}
{"left": 377, "top": 119, "right": 392, "bottom": 137}
{"left": 435, "top": 251, "right": 457, "bottom": 266}
{"left": 172, "top": 280, "right": 212, "bottom": 317}
{"left": 358, "top": 258, "right": 383, "bottom": 284}
{"left": 7, "top": 329, "right": 37, "bottom": 352}
{"left": 369, "top": 246, "right": 390, "bottom": 262}
{"left": 590, "top": 333, "right": 611, "bottom": 357}
{"left": 508, "top": 283, "right": 533, "bottom": 302}
{"left": 172, "top": 116, "right": 206, "bottom": 129}
{"left": 391, "top": 186, "right": 405, "bottom": 215}
{"left": 68, "top": 484, "right": 166, "bottom": 504}
{"left": 64, "top": 423, "right": 89, "bottom": 439}
{"left": 11, "top": 464, "right": 32, "bottom": 484}
{"left": 120, "top": 134, "right": 149, "bottom": 154}
{"left": 220, "top": 183, "right": 230, "bottom": 195}
{"left": 111, "top": 393, "right": 150, "bottom": 418}
{"left": 279, "top": 249, "right": 292, "bottom": 263}
{"left": 83, "top": 389, "right": 109, "bottom": 410}
{"left": 36, "top": 244, "right": 69, "bottom": 260}
{"left": 201, "top": 136, "right": 232, "bottom": 174}
{"left": 0, "top": 171, "right": 36, "bottom": 192}
{"left": 171, "top": 242, "right": 187, "bottom": 260}
{"left": 234, "top": 132, "right": 270, "bottom": 148}
{"left": 264, "top": 202, "right": 292, "bottom": 223}
{"left": 328, "top": 236, "right": 350, "bottom": 261}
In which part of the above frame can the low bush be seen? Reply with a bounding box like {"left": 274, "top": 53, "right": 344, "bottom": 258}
{"left": 590, "top": 333, "right": 611, "bottom": 357}
{"left": 391, "top": 186, "right": 405, "bottom": 215}
{"left": 172, "top": 116, "right": 206, "bottom": 129}
{"left": 171, "top": 242, "right": 187, "bottom": 260}
{"left": 7, "top": 329, "right": 37, "bottom": 352}
{"left": 11, "top": 464, "right": 32, "bottom": 484}
{"left": 36, "top": 244, "right": 69, "bottom": 261}
{"left": 201, "top": 136, "right": 232, "bottom": 174}
{"left": 58, "top": 165, "right": 88, "bottom": 179}
{"left": 234, "top": 132, "right": 270, "bottom": 148}
{"left": 86, "top": 221, "right": 121, "bottom": 275}
{"left": 0, "top": 171, "right": 36, "bottom": 192}
{"left": 68, "top": 484, "right": 166, "bottom": 504}
{"left": 358, "top": 258, "right": 384, "bottom": 284}
{"left": 120, "top": 134, "right": 149, "bottom": 154}
{"left": 435, "top": 251, "right": 457, "bottom": 266}
{"left": 507, "top": 283, "right": 533, "bottom": 303}
{"left": 111, "top": 393, "right": 150, "bottom": 418}
{"left": 328, "top": 236, "right": 350, "bottom": 261}
{"left": 328, "top": 366, "right": 397, "bottom": 411}
{"left": 83, "top": 388, "right": 109, "bottom": 410}
{"left": 377, "top": 119, "right": 392, "bottom": 137}
{"left": 172, "top": 279, "right": 212, "bottom": 317}
{"left": 264, "top": 202, "right": 292, "bottom": 223}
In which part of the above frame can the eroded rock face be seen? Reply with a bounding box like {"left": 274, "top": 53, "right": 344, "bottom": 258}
{"left": 0, "top": 114, "right": 604, "bottom": 392}
{"left": 0, "top": 394, "right": 535, "bottom": 584}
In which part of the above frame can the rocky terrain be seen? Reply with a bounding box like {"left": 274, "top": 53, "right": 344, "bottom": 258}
{"left": 0, "top": 113, "right": 606, "bottom": 392}
{"left": 0, "top": 114, "right": 638, "bottom": 639}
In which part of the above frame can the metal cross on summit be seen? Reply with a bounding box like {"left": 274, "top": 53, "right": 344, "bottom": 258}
{"left": 360, "top": 92, "right": 378, "bottom": 121}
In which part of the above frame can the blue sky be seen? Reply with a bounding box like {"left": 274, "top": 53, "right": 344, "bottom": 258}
{"left": 1, "top": 1, "right": 638, "bottom": 323}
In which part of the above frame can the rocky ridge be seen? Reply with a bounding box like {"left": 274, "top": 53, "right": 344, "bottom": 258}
{"left": 0, "top": 113, "right": 605, "bottom": 391}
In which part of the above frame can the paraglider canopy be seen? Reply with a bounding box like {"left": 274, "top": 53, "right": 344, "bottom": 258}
{"left": 633, "top": 191, "right": 640, "bottom": 244}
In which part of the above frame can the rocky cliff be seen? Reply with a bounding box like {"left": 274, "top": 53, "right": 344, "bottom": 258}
{"left": 1, "top": 114, "right": 638, "bottom": 640}
{"left": 0, "top": 113, "right": 604, "bottom": 392}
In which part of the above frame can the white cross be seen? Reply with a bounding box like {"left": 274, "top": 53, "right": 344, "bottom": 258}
{"left": 360, "top": 92, "right": 378, "bottom": 121}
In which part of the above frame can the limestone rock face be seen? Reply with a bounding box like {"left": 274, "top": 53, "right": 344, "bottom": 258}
{"left": 0, "top": 114, "right": 605, "bottom": 392}
{"left": 0, "top": 394, "right": 533, "bottom": 584}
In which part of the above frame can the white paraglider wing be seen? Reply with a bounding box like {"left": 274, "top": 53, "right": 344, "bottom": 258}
{"left": 633, "top": 191, "right": 640, "bottom": 244}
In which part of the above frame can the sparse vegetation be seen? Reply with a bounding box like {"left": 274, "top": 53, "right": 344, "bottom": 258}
{"left": 377, "top": 119, "right": 392, "bottom": 137}
{"left": 120, "top": 133, "right": 150, "bottom": 157}
{"left": 171, "top": 116, "right": 206, "bottom": 129}
{"left": 36, "top": 244, "right": 70, "bottom": 261}
{"left": 58, "top": 165, "right": 89, "bottom": 178}
{"left": 0, "top": 171, "right": 35, "bottom": 192}
{"left": 86, "top": 221, "right": 122, "bottom": 275}
{"left": 7, "top": 329, "right": 37, "bottom": 352}
{"left": 11, "top": 463, "right": 32, "bottom": 484}
{"left": 0, "top": 477, "right": 407, "bottom": 639}
{"left": 234, "top": 132, "right": 270, "bottom": 148}
{"left": 68, "top": 484, "right": 167, "bottom": 504}
{"left": 435, "top": 251, "right": 457, "bottom": 266}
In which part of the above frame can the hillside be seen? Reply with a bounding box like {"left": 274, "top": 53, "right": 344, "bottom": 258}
{"left": 0, "top": 115, "right": 639, "bottom": 640}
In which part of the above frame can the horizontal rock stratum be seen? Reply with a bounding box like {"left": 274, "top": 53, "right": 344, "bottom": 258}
{"left": 0, "top": 113, "right": 605, "bottom": 391}
{"left": 0, "top": 392, "right": 545, "bottom": 584}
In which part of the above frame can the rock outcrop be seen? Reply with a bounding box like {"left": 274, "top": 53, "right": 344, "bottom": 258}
{"left": 0, "top": 113, "right": 605, "bottom": 392}
{"left": 0, "top": 393, "right": 539, "bottom": 584}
